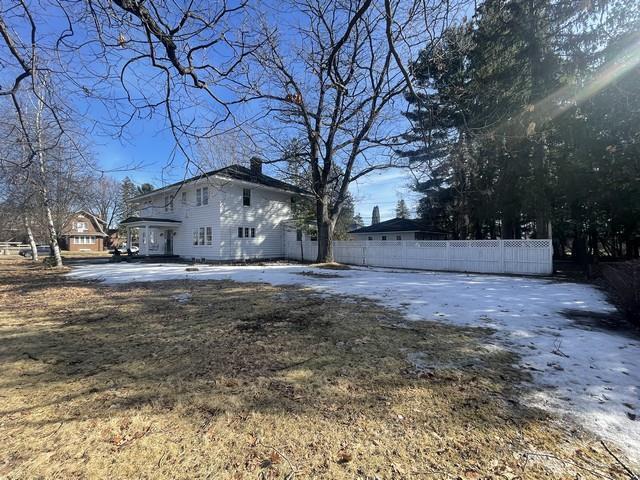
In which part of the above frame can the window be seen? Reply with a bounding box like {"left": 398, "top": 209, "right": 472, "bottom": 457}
{"left": 368, "top": 236, "right": 373, "bottom": 241}
{"left": 238, "top": 226, "right": 255, "bottom": 239}
{"left": 296, "top": 229, "right": 303, "bottom": 241}
{"left": 193, "top": 226, "right": 212, "bottom": 246}
{"left": 381, "top": 236, "right": 387, "bottom": 241}
{"left": 76, "top": 221, "right": 87, "bottom": 232}
{"left": 164, "top": 195, "right": 173, "bottom": 212}
{"left": 196, "top": 187, "right": 208, "bottom": 206}
{"left": 74, "top": 236, "right": 95, "bottom": 245}
{"left": 243, "top": 188, "right": 251, "bottom": 206}
{"left": 181, "top": 191, "right": 187, "bottom": 206}
{"left": 396, "top": 235, "right": 402, "bottom": 241}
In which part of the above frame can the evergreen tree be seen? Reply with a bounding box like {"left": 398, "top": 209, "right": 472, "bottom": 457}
{"left": 395, "top": 199, "right": 410, "bottom": 219}
{"left": 402, "top": 0, "right": 640, "bottom": 255}
{"left": 371, "top": 206, "right": 380, "bottom": 225}
{"left": 119, "top": 177, "right": 137, "bottom": 224}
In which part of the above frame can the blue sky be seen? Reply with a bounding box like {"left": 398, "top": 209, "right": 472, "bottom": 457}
{"left": 2, "top": 1, "right": 425, "bottom": 226}
{"left": 97, "top": 132, "right": 418, "bottom": 225}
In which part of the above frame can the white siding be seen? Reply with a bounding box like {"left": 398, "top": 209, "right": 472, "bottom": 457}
{"left": 218, "top": 182, "right": 292, "bottom": 260}
{"left": 135, "top": 179, "right": 292, "bottom": 260}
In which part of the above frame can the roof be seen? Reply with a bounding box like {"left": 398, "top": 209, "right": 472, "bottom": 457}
{"left": 62, "top": 210, "right": 108, "bottom": 237}
{"left": 120, "top": 217, "right": 182, "bottom": 225}
{"left": 350, "top": 217, "right": 446, "bottom": 234}
{"left": 132, "top": 164, "right": 309, "bottom": 200}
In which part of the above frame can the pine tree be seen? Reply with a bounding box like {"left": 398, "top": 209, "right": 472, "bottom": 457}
{"left": 395, "top": 199, "right": 410, "bottom": 219}
{"left": 371, "top": 206, "right": 380, "bottom": 225}
{"left": 119, "top": 177, "right": 137, "bottom": 224}
{"left": 402, "top": 0, "right": 640, "bottom": 253}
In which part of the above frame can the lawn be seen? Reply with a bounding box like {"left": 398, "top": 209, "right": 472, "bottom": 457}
{"left": 0, "top": 257, "right": 634, "bottom": 479}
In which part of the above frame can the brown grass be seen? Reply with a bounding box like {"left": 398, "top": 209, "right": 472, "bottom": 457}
{"left": 310, "top": 262, "right": 352, "bottom": 270}
{"left": 0, "top": 257, "right": 633, "bottom": 479}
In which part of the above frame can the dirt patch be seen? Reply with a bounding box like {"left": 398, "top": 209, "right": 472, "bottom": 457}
{"left": 296, "top": 270, "right": 345, "bottom": 279}
{"left": 0, "top": 257, "right": 634, "bottom": 479}
{"left": 562, "top": 309, "right": 640, "bottom": 338}
{"left": 311, "top": 262, "right": 352, "bottom": 270}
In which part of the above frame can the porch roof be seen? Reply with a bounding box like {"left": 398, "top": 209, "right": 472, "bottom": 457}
{"left": 120, "top": 216, "right": 181, "bottom": 227}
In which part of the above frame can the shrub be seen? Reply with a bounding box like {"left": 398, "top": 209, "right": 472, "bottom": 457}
{"left": 601, "top": 260, "right": 640, "bottom": 324}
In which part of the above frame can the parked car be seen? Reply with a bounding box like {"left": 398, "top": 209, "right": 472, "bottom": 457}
{"left": 19, "top": 245, "right": 51, "bottom": 257}
{"left": 110, "top": 244, "right": 139, "bottom": 254}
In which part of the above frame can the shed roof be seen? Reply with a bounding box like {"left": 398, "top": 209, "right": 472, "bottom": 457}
{"left": 350, "top": 217, "right": 446, "bottom": 234}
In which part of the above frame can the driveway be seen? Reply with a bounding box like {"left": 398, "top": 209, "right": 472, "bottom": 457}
{"left": 69, "top": 262, "right": 640, "bottom": 463}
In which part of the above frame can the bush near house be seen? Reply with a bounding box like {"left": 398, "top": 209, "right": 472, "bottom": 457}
{"left": 601, "top": 260, "right": 640, "bottom": 324}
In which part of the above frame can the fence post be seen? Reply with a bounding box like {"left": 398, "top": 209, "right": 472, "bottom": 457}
{"left": 402, "top": 240, "right": 406, "bottom": 268}
{"left": 362, "top": 242, "right": 367, "bottom": 266}
{"left": 500, "top": 240, "right": 505, "bottom": 273}
{"left": 446, "top": 241, "right": 451, "bottom": 270}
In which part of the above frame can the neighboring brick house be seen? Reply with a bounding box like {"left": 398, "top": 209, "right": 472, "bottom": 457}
{"left": 61, "top": 211, "right": 108, "bottom": 252}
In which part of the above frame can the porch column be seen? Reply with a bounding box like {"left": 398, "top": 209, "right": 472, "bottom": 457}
{"left": 144, "top": 225, "right": 150, "bottom": 256}
{"left": 127, "top": 227, "right": 131, "bottom": 249}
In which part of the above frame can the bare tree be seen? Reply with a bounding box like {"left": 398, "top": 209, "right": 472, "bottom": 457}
{"left": 89, "top": 177, "right": 122, "bottom": 230}
{"left": 238, "top": 0, "right": 462, "bottom": 261}
{"left": 1, "top": 0, "right": 466, "bottom": 265}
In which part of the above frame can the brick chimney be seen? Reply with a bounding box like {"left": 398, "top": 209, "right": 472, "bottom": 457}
{"left": 250, "top": 157, "right": 262, "bottom": 176}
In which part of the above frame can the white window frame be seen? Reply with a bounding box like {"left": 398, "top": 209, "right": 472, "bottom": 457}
{"left": 242, "top": 188, "right": 251, "bottom": 207}
{"left": 164, "top": 194, "right": 174, "bottom": 212}
{"left": 238, "top": 226, "right": 255, "bottom": 239}
{"left": 196, "top": 187, "right": 209, "bottom": 206}
{"left": 181, "top": 191, "right": 187, "bottom": 206}
{"left": 74, "top": 236, "right": 95, "bottom": 245}
{"left": 193, "top": 226, "right": 213, "bottom": 246}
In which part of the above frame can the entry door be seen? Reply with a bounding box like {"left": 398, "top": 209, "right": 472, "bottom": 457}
{"left": 165, "top": 230, "right": 173, "bottom": 255}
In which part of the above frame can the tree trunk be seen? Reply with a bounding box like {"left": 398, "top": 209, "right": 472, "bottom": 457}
{"left": 34, "top": 95, "right": 63, "bottom": 268}
{"left": 316, "top": 198, "right": 335, "bottom": 263}
{"left": 23, "top": 216, "right": 38, "bottom": 262}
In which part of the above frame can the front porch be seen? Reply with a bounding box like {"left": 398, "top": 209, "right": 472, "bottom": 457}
{"left": 120, "top": 217, "right": 181, "bottom": 257}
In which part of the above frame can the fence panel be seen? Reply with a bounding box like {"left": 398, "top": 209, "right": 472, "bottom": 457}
{"left": 285, "top": 239, "right": 552, "bottom": 275}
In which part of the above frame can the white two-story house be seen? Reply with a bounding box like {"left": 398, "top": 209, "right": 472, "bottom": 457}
{"left": 121, "top": 160, "right": 308, "bottom": 261}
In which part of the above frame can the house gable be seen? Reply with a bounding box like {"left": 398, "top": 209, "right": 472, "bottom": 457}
{"left": 62, "top": 211, "right": 107, "bottom": 237}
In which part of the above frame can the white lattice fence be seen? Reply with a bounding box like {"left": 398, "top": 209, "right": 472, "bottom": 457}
{"left": 285, "top": 238, "right": 553, "bottom": 275}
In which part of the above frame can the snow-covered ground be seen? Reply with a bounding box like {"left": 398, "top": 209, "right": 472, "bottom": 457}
{"left": 68, "top": 262, "right": 640, "bottom": 462}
